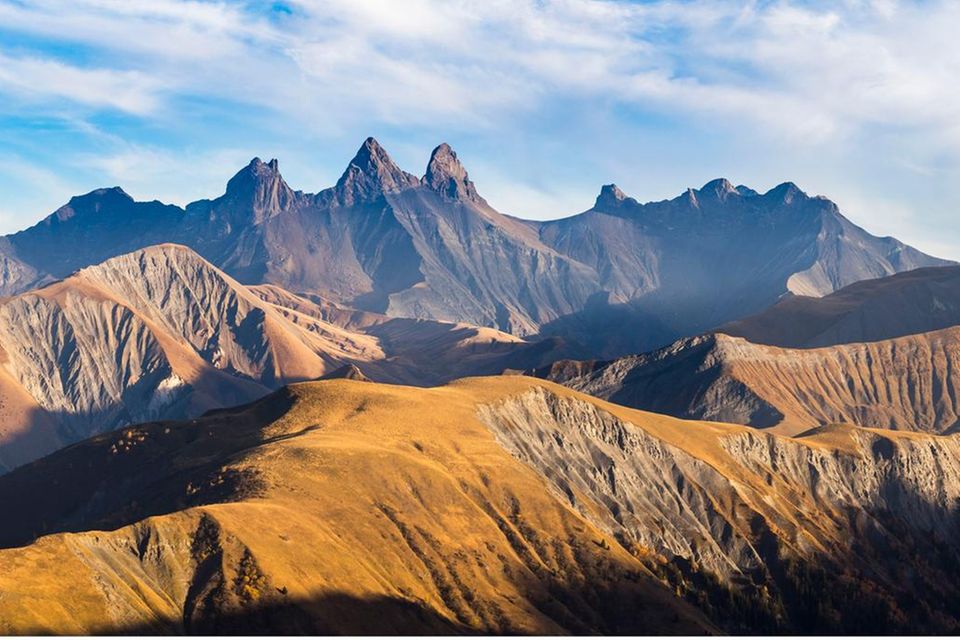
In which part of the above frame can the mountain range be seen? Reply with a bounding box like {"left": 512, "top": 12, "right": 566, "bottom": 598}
{"left": 0, "top": 138, "right": 949, "bottom": 356}
{"left": 4, "top": 136, "right": 960, "bottom": 634}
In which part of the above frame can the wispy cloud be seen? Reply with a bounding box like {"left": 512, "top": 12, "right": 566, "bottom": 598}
{"left": 0, "top": 52, "right": 162, "bottom": 114}
{"left": 1, "top": 0, "right": 959, "bottom": 257}
{"left": 2, "top": 0, "right": 959, "bottom": 139}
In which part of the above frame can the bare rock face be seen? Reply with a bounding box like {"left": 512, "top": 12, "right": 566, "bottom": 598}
{"left": 212, "top": 157, "right": 297, "bottom": 227}
{"left": 330, "top": 137, "right": 420, "bottom": 207}
{"left": 479, "top": 385, "right": 960, "bottom": 632}
{"left": 534, "top": 328, "right": 960, "bottom": 435}
{"left": 422, "top": 143, "right": 481, "bottom": 202}
{"left": 0, "top": 244, "right": 580, "bottom": 472}
{"left": 0, "top": 292, "right": 186, "bottom": 441}
{"left": 593, "top": 183, "right": 632, "bottom": 209}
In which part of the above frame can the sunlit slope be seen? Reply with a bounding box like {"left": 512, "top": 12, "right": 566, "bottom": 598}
{"left": 536, "top": 328, "right": 960, "bottom": 434}
{"left": 0, "top": 378, "right": 713, "bottom": 635}
{"left": 3, "top": 376, "right": 960, "bottom": 633}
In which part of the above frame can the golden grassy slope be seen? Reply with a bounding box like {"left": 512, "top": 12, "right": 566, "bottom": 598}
{"left": 0, "top": 377, "right": 715, "bottom": 635}
{"left": 4, "top": 375, "right": 959, "bottom": 634}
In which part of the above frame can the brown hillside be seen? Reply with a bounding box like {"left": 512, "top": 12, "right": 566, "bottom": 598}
{"left": 1, "top": 377, "right": 960, "bottom": 633}
{"left": 535, "top": 328, "right": 960, "bottom": 435}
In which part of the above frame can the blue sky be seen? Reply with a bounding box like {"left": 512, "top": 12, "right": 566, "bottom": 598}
{"left": 2, "top": 0, "right": 960, "bottom": 258}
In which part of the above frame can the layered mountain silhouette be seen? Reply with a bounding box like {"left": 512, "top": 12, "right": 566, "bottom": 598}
{"left": 0, "top": 244, "right": 576, "bottom": 472}
{"left": 534, "top": 328, "right": 960, "bottom": 434}
{"left": 3, "top": 377, "right": 960, "bottom": 633}
{"left": 0, "top": 138, "right": 949, "bottom": 355}
{"left": 3, "top": 137, "right": 960, "bottom": 635}
{"left": 723, "top": 265, "right": 960, "bottom": 347}
{"left": 535, "top": 265, "right": 960, "bottom": 434}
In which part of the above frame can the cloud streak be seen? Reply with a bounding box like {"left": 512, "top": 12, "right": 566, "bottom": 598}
{"left": 1, "top": 0, "right": 960, "bottom": 258}
{"left": 2, "top": 0, "right": 958, "bottom": 140}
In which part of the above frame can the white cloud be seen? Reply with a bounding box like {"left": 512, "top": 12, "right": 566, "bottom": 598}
{"left": 3, "top": 0, "right": 959, "bottom": 146}
{"left": 0, "top": 53, "right": 162, "bottom": 114}
{"left": 2, "top": 0, "right": 960, "bottom": 257}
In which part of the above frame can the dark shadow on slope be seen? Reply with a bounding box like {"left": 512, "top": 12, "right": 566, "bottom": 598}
{"left": 596, "top": 474, "right": 960, "bottom": 635}
{"left": 528, "top": 335, "right": 786, "bottom": 429}
{"left": 44, "top": 579, "right": 712, "bottom": 635}
{"left": 0, "top": 386, "right": 297, "bottom": 549}
{"left": 347, "top": 200, "right": 427, "bottom": 314}
{"left": 536, "top": 275, "right": 799, "bottom": 360}
{"left": 534, "top": 294, "right": 688, "bottom": 359}
{"left": 79, "top": 593, "right": 474, "bottom": 636}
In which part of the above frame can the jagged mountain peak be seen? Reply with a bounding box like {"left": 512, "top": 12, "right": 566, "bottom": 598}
{"left": 594, "top": 183, "right": 631, "bottom": 210}
{"left": 698, "top": 178, "right": 738, "bottom": 199}
{"left": 423, "top": 142, "right": 480, "bottom": 202}
{"left": 762, "top": 181, "right": 806, "bottom": 204}
{"left": 700, "top": 177, "right": 734, "bottom": 191}
{"left": 213, "top": 156, "right": 295, "bottom": 225}
{"left": 226, "top": 157, "right": 284, "bottom": 191}
{"left": 333, "top": 137, "right": 419, "bottom": 206}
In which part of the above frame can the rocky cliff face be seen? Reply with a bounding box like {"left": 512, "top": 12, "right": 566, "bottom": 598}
{"left": 533, "top": 328, "right": 960, "bottom": 435}
{"left": 478, "top": 384, "right": 960, "bottom": 633}
{"left": 0, "top": 139, "right": 949, "bottom": 354}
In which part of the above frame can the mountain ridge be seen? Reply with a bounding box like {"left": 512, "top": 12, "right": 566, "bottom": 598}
{"left": 0, "top": 138, "right": 950, "bottom": 356}
{"left": 533, "top": 322, "right": 960, "bottom": 435}
{"left": 722, "top": 264, "right": 960, "bottom": 347}
{"left": 0, "top": 243, "right": 579, "bottom": 472}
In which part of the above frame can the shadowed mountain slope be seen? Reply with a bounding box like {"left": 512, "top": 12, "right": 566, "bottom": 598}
{"left": 2, "top": 377, "right": 960, "bottom": 633}
{"left": 535, "top": 179, "right": 952, "bottom": 354}
{"left": 534, "top": 327, "right": 960, "bottom": 435}
{"left": 0, "top": 140, "right": 948, "bottom": 355}
{"left": 722, "top": 265, "right": 960, "bottom": 348}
